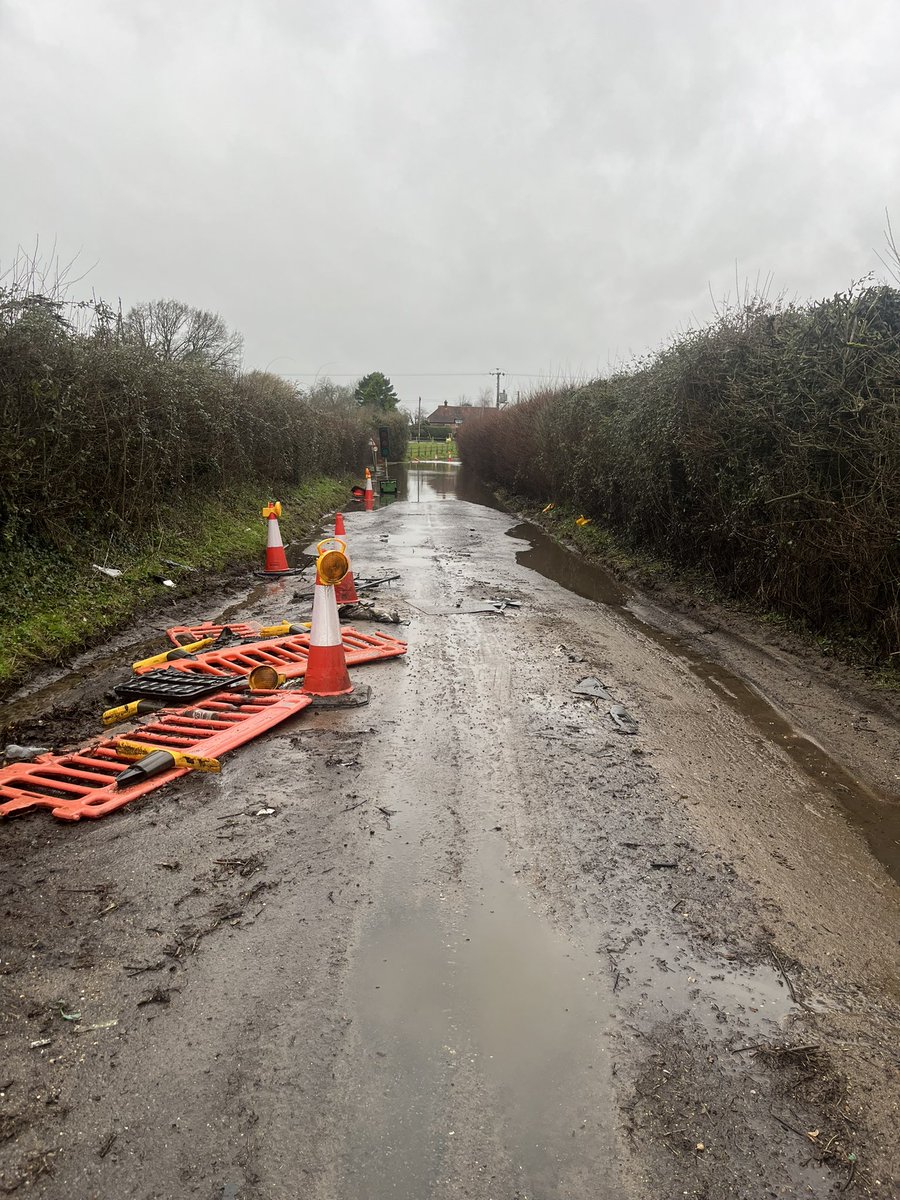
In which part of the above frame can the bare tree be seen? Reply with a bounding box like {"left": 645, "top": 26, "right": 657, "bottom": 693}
{"left": 124, "top": 299, "right": 243, "bottom": 369}
{"left": 304, "top": 378, "right": 356, "bottom": 413}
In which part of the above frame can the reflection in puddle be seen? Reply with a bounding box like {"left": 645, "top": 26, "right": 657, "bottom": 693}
{"left": 337, "top": 812, "right": 617, "bottom": 1199}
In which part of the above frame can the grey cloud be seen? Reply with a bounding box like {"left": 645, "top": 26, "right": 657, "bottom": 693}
{"left": 2, "top": 0, "right": 898, "bottom": 409}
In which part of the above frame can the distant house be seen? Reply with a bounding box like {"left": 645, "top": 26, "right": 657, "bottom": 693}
{"left": 426, "top": 401, "right": 470, "bottom": 433}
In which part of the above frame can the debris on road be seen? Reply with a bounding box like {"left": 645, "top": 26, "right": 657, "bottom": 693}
{"left": 2, "top": 744, "right": 50, "bottom": 763}
{"left": 609, "top": 704, "right": 639, "bottom": 734}
{"left": 339, "top": 602, "right": 403, "bottom": 624}
{"left": 572, "top": 676, "right": 615, "bottom": 701}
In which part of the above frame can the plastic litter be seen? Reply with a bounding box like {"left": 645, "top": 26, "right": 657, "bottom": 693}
{"left": 339, "top": 603, "right": 402, "bottom": 624}
{"left": 3, "top": 745, "right": 51, "bottom": 763}
{"left": 609, "top": 704, "right": 638, "bottom": 734}
{"left": 92, "top": 565, "right": 123, "bottom": 579}
{"left": 572, "top": 677, "right": 615, "bottom": 702}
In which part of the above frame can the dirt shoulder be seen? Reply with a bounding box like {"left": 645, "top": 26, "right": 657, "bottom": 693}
{"left": 506, "top": 499, "right": 900, "bottom": 808}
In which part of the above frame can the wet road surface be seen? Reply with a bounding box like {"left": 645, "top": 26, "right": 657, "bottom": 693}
{"left": 1, "top": 464, "right": 898, "bottom": 1198}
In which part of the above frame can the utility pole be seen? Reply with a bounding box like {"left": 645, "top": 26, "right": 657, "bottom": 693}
{"left": 491, "top": 368, "right": 504, "bottom": 408}
{"left": 417, "top": 396, "right": 422, "bottom": 442}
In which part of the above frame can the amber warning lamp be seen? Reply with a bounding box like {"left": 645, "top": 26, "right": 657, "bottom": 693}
{"left": 315, "top": 538, "right": 349, "bottom": 586}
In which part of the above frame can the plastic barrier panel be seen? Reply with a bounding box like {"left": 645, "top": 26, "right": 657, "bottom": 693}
{"left": 0, "top": 690, "right": 312, "bottom": 822}
{"left": 138, "top": 628, "right": 407, "bottom": 681}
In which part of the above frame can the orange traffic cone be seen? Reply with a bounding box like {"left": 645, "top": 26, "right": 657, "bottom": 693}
{"left": 364, "top": 468, "right": 374, "bottom": 512}
{"left": 302, "top": 541, "right": 353, "bottom": 697}
{"left": 261, "top": 502, "right": 290, "bottom": 574}
{"left": 333, "top": 513, "right": 359, "bottom": 604}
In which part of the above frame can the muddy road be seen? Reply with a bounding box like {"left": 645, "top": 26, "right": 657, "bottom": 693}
{"left": 1, "top": 465, "right": 898, "bottom": 1198}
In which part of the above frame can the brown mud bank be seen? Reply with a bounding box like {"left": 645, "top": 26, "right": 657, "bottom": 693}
{"left": 1, "top": 463, "right": 898, "bottom": 1199}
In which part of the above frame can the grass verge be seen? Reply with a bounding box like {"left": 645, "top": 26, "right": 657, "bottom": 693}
{"left": 407, "top": 439, "right": 458, "bottom": 460}
{"left": 0, "top": 478, "right": 348, "bottom": 694}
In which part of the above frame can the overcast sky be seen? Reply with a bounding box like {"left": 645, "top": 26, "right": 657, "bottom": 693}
{"left": 2, "top": 0, "right": 899, "bottom": 412}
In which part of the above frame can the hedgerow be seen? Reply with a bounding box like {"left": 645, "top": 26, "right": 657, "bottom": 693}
{"left": 0, "top": 287, "right": 404, "bottom": 549}
{"left": 457, "top": 286, "right": 900, "bottom": 661}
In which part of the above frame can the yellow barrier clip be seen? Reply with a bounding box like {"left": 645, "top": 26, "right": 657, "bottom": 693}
{"left": 115, "top": 741, "right": 221, "bottom": 773}
{"left": 132, "top": 637, "right": 214, "bottom": 672}
{"left": 101, "top": 700, "right": 162, "bottom": 728}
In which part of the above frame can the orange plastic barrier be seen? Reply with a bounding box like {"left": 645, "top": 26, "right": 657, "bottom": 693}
{"left": 0, "top": 690, "right": 311, "bottom": 822}
{"left": 139, "top": 628, "right": 407, "bottom": 681}
{"left": 166, "top": 622, "right": 260, "bottom": 647}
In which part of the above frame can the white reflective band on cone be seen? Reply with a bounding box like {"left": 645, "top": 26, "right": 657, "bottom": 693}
{"left": 310, "top": 583, "right": 342, "bottom": 647}
{"left": 267, "top": 520, "right": 284, "bottom": 549}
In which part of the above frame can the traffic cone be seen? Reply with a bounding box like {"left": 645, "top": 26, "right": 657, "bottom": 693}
{"left": 333, "top": 513, "right": 359, "bottom": 604}
{"left": 364, "top": 468, "right": 374, "bottom": 512}
{"left": 261, "top": 502, "right": 290, "bottom": 574}
{"left": 302, "top": 542, "right": 353, "bottom": 697}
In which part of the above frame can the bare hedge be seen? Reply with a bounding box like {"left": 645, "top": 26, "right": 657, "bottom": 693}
{"left": 0, "top": 297, "right": 402, "bottom": 547}
{"left": 457, "top": 287, "right": 900, "bottom": 660}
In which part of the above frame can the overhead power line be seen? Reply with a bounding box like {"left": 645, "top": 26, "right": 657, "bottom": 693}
{"left": 277, "top": 370, "right": 576, "bottom": 380}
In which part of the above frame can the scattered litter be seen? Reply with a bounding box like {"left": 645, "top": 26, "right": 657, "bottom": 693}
{"left": 575, "top": 515, "right": 592, "bottom": 526}
{"left": 355, "top": 574, "right": 401, "bottom": 590}
{"left": 92, "top": 564, "right": 123, "bottom": 579}
{"left": 74, "top": 1019, "right": 118, "bottom": 1033}
{"left": 160, "top": 558, "right": 195, "bottom": 572}
{"left": 609, "top": 704, "right": 638, "bottom": 734}
{"left": 59, "top": 1009, "right": 81, "bottom": 1021}
{"left": 453, "top": 600, "right": 518, "bottom": 614}
{"left": 137, "top": 986, "right": 172, "bottom": 1007}
{"left": 3, "top": 744, "right": 50, "bottom": 763}
{"left": 339, "top": 603, "right": 403, "bottom": 624}
{"left": 572, "top": 677, "right": 614, "bottom": 702}
{"left": 556, "top": 644, "right": 586, "bottom": 663}
{"left": 30, "top": 1038, "right": 52, "bottom": 1049}
{"left": 97, "top": 1132, "right": 118, "bottom": 1158}
{"left": 650, "top": 861, "right": 678, "bottom": 870}
{"left": 256, "top": 807, "right": 275, "bottom": 817}
{"left": 542, "top": 502, "right": 555, "bottom": 513}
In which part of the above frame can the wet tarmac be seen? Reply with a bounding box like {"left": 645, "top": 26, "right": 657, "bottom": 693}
{"left": 1, "top": 462, "right": 898, "bottom": 1198}
{"left": 504, "top": 519, "right": 900, "bottom": 884}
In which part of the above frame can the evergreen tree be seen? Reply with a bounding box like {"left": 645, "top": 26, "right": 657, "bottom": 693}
{"left": 354, "top": 371, "right": 399, "bottom": 411}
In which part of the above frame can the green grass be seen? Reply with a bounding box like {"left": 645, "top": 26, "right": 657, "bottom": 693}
{"left": 407, "top": 438, "right": 458, "bottom": 460}
{"left": 0, "top": 478, "right": 348, "bottom": 693}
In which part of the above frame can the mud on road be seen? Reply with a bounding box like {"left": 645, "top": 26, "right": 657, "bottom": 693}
{"left": 1, "top": 464, "right": 898, "bottom": 1199}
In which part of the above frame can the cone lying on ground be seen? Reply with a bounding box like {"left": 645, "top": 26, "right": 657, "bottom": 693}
{"left": 302, "top": 540, "right": 353, "bottom": 697}
{"left": 364, "top": 468, "right": 374, "bottom": 512}
{"left": 333, "top": 513, "right": 359, "bottom": 605}
{"left": 261, "top": 501, "right": 290, "bottom": 574}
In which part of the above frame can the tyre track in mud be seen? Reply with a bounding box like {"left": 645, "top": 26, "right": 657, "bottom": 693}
{"left": 1, "top": 465, "right": 898, "bottom": 1198}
